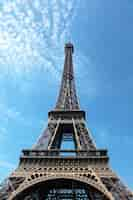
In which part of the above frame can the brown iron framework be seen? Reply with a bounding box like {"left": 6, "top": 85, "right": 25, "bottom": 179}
{"left": 0, "top": 43, "right": 133, "bottom": 200}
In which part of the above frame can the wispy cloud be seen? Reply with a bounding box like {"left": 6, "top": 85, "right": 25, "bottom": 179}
{"left": 0, "top": 160, "right": 15, "bottom": 182}
{"left": 0, "top": 0, "right": 79, "bottom": 80}
{"left": 0, "top": 160, "right": 15, "bottom": 170}
{"left": 0, "top": 127, "right": 8, "bottom": 142}
{"left": 0, "top": 103, "right": 21, "bottom": 122}
{"left": 0, "top": 102, "right": 26, "bottom": 125}
{"left": 75, "top": 50, "right": 100, "bottom": 100}
{"left": 94, "top": 127, "right": 133, "bottom": 150}
{"left": 0, "top": 101, "right": 43, "bottom": 140}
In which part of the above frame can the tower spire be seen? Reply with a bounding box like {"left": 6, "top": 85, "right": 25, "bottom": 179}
{"left": 55, "top": 43, "right": 80, "bottom": 110}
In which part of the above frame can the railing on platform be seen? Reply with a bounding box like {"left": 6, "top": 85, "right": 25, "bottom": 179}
{"left": 21, "top": 149, "right": 108, "bottom": 158}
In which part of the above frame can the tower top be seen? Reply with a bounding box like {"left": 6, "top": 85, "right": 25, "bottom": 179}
{"left": 65, "top": 43, "right": 74, "bottom": 54}
{"left": 55, "top": 43, "right": 80, "bottom": 110}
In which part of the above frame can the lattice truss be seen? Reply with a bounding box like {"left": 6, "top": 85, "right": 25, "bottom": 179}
{"left": 33, "top": 114, "right": 96, "bottom": 150}
{"left": 0, "top": 177, "right": 25, "bottom": 200}
{"left": 55, "top": 43, "right": 80, "bottom": 111}
{"left": 102, "top": 178, "right": 133, "bottom": 200}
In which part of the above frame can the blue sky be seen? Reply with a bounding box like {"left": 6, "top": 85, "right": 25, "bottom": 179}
{"left": 0, "top": 0, "right": 133, "bottom": 190}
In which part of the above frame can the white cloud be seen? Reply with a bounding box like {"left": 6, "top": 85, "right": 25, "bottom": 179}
{"left": 75, "top": 50, "right": 100, "bottom": 100}
{"left": 0, "top": 102, "right": 22, "bottom": 123}
{"left": 0, "top": 127, "right": 7, "bottom": 142}
{"left": 0, "top": 0, "right": 79, "bottom": 80}
{"left": 0, "top": 160, "right": 15, "bottom": 182}
{"left": 0, "top": 160, "right": 15, "bottom": 170}
{"left": 0, "top": 101, "right": 43, "bottom": 130}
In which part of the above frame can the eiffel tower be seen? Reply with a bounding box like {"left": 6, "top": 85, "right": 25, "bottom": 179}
{"left": 0, "top": 43, "right": 133, "bottom": 200}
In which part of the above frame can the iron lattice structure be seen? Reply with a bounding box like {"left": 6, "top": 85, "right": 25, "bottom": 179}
{"left": 0, "top": 43, "right": 133, "bottom": 200}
